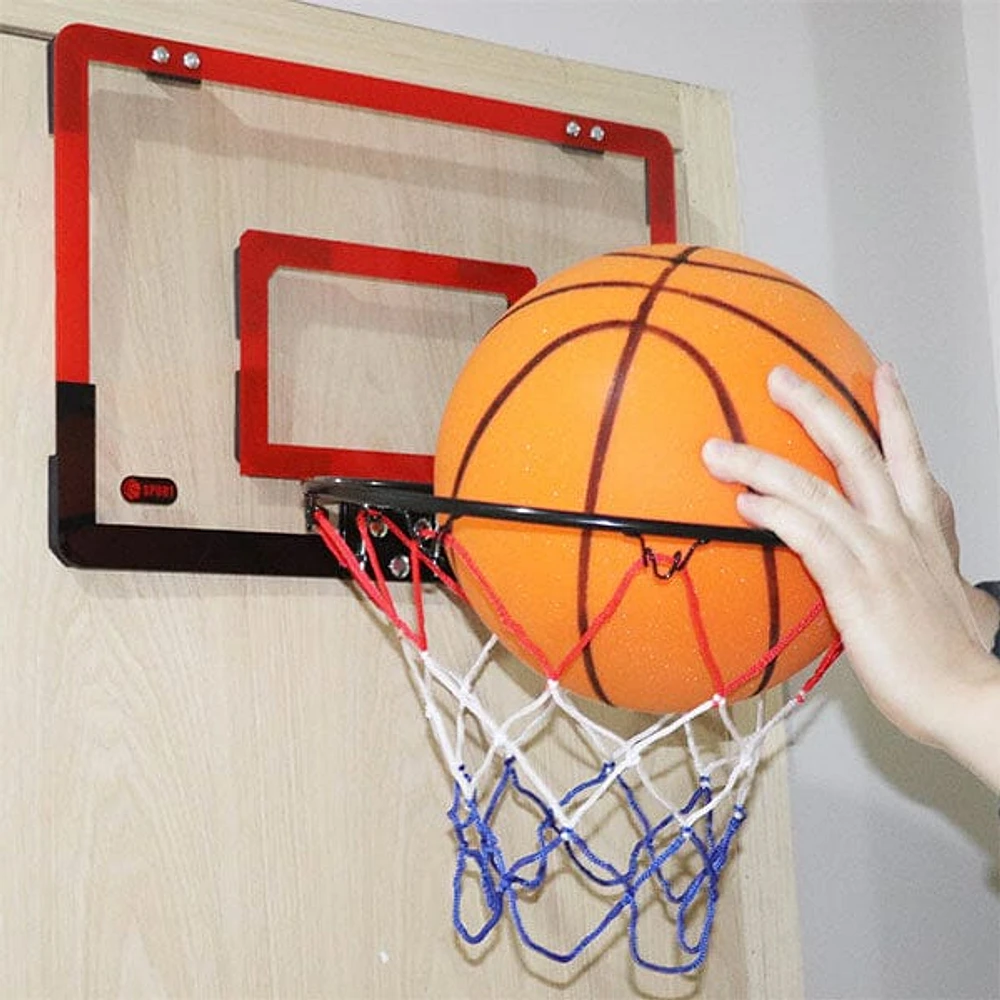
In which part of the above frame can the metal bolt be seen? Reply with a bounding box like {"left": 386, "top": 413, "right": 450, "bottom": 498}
{"left": 565, "top": 120, "right": 582, "bottom": 138}
{"left": 151, "top": 45, "right": 170, "bottom": 65}
{"left": 183, "top": 51, "right": 201, "bottom": 71}
{"left": 413, "top": 517, "right": 433, "bottom": 537}
{"left": 388, "top": 554, "right": 411, "bottom": 580}
{"left": 367, "top": 514, "right": 389, "bottom": 539}
{"left": 590, "top": 125, "right": 606, "bottom": 143}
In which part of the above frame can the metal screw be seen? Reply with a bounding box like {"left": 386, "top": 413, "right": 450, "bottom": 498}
{"left": 367, "top": 514, "right": 389, "bottom": 539}
{"left": 565, "top": 120, "right": 582, "bottom": 138}
{"left": 388, "top": 554, "right": 411, "bottom": 580}
{"left": 590, "top": 125, "right": 606, "bottom": 143}
{"left": 151, "top": 45, "right": 170, "bottom": 65}
{"left": 183, "top": 51, "right": 201, "bottom": 71}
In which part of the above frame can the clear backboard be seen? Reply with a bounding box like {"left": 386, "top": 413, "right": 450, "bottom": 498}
{"left": 49, "top": 23, "right": 674, "bottom": 576}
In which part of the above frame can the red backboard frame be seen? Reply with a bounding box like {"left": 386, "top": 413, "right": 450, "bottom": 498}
{"left": 48, "top": 22, "right": 678, "bottom": 575}
{"left": 53, "top": 22, "right": 676, "bottom": 387}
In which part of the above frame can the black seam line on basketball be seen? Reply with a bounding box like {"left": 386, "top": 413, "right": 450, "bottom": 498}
{"left": 577, "top": 322, "right": 764, "bottom": 705}
{"left": 478, "top": 259, "right": 821, "bottom": 349}
{"left": 664, "top": 288, "right": 880, "bottom": 444}
{"left": 450, "top": 305, "right": 784, "bottom": 703}
{"left": 581, "top": 248, "right": 704, "bottom": 516}
{"left": 446, "top": 319, "right": 632, "bottom": 498}
{"left": 639, "top": 318, "right": 784, "bottom": 679}
{"left": 604, "top": 250, "right": 824, "bottom": 301}
{"left": 636, "top": 322, "right": 747, "bottom": 441}
{"left": 481, "top": 247, "right": 702, "bottom": 337}
{"left": 480, "top": 281, "right": 658, "bottom": 341}
{"left": 577, "top": 251, "right": 698, "bottom": 706}
{"left": 753, "top": 547, "right": 782, "bottom": 694}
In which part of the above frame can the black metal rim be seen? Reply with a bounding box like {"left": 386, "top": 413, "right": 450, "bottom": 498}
{"left": 304, "top": 476, "right": 783, "bottom": 548}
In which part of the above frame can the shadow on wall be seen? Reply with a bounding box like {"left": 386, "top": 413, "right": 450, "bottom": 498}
{"left": 795, "top": 663, "right": 999, "bottom": 872}
{"left": 791, "top": 684, "right": 998, "bottom": 1000}
{"left": 788, "top": 667, "right": 998, "bottom": 1000}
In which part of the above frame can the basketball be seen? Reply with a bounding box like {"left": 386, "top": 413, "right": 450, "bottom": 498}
{"left": 434, "top": 245, "right": 878, "bottom": 714}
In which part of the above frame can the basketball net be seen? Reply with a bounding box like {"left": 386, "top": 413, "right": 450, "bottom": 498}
{"left": 312, "top": 505, "right": 841, "bottom": 975}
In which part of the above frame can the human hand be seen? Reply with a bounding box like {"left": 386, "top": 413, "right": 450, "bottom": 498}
{"left": 701, "top": 363, "right": 1000, "bottom": 789}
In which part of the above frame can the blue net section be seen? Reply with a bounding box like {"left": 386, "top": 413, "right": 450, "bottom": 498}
{"left": 448, "top": 757, "right": 746, "bottom": 975}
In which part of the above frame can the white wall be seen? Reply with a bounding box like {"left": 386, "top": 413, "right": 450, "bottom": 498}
{"left": 966, "top": 0, "right": 1000, "bottom": 419}
{"left": 304, "top": 2, "right": 1000, "bottom": 996}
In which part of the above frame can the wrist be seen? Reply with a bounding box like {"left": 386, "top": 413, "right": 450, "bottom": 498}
{"left": 967, "top": 581, "right": 1000, "bottom": 651}
{"left": 930, "top": 651, "right": 1000, "bottom": 793}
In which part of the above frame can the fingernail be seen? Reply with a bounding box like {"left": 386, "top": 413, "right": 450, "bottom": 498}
{"left": 769, "top": 365, "right": 801, "bottom": 392}
{"left": 702, "top": 438, "right": 731, "bottom": 464}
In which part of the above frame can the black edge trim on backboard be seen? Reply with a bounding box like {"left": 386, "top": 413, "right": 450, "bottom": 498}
{"left": 49, "top": 380, "right": 348, "bottom": 577}
{"left": 46, "top": 38, "right": 55, "bottom": 136}
{"left": 233, "top": 242, "right": 242, "bottom": 464}
{"left": 233, "top": 245, "right": 241, "bottom": 464}
{"left": 143, "top": 71, "right": 203, "bottom": 89}
{"left": 559, "top": 144, "right": 605, "bottom": 158}
{"left": 644, "top": 158, "right": 651, "bottom": 228}
{"left": 48, "top": 453, "right": 89, "bottom": 566}
{"left": 233, "top": 369, "right": 241, "bottom": 465}
{"left": 51, "top": 520, "right": 350, "bottom": 576}
{"left": 233, "top": 245, "right": 241, "bottom": 340}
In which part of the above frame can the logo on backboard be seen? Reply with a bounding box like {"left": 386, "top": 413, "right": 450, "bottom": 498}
{"left": 120, "top": 476, "right": 178, "bottom": 505}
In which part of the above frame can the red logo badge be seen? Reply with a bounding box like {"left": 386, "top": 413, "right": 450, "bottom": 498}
{"left": 120, "top": 476, "right": 178, "bottom": 505}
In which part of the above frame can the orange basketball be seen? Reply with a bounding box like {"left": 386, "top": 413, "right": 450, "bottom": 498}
{"left": 434, "top": 245, "right": 878, "bottom": 714}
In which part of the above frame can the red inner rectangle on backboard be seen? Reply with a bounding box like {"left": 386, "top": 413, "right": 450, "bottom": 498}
{"left": 238, "top": 231, "right": 537, "bottom": 483}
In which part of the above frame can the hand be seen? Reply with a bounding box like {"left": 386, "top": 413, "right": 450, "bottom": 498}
{"left": 701, "top": 363, "right": 1000, "bottom": 790}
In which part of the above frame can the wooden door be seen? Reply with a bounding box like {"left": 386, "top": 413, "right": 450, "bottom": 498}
{"left": 0, "top": 1, "right": 801, "bottom": 995}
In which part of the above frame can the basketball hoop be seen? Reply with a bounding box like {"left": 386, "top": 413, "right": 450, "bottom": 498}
{"left": 305, "top": 477, "right": 842, "bottom": 974}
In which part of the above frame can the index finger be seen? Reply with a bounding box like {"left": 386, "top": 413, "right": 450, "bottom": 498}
{"left": 766, "top": 366, "right": 895, "bottom": 523}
